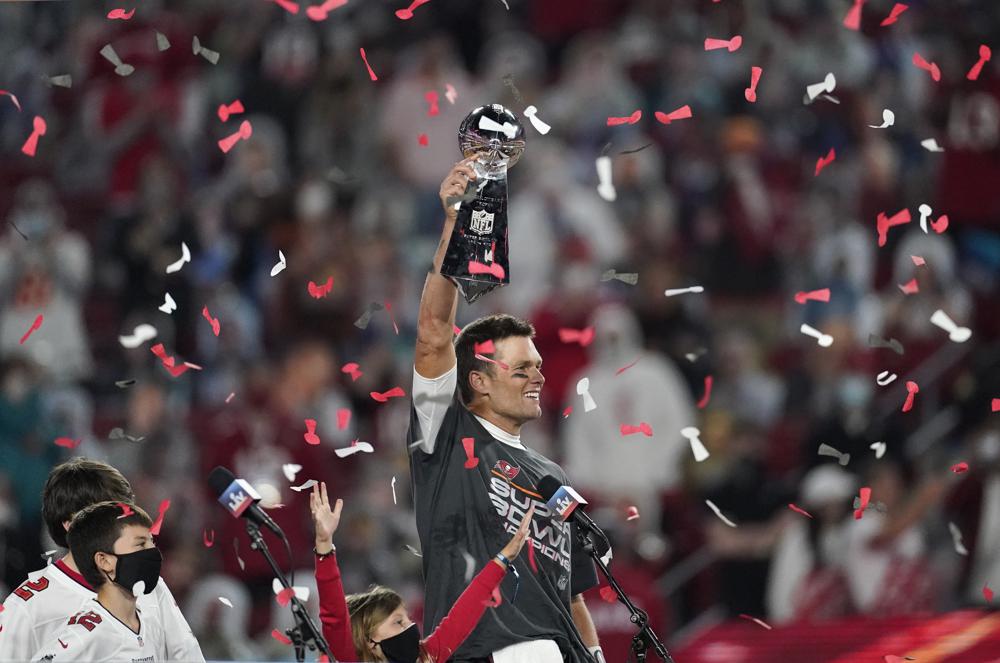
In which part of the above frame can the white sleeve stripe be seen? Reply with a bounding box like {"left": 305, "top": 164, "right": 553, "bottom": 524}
{"left": 412, "top": 364, "right": 457, "bottom": 454}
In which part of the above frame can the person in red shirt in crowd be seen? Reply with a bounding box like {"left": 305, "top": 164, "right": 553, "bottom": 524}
{"left": 309, "top": 482, "right": 534, "bottom": 663}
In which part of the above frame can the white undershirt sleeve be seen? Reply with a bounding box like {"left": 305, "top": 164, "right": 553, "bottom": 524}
{"left": 412, "top": 364, "right": 458, "bottom": 454}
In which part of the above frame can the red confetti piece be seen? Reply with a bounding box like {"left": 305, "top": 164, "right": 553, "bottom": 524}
{"left": 902, "top": 380, "right": 919, "bottom": 412}
{"left": 371, "top": 386, "right": 406, "bottom": 402}
{"left": 992, "top": 398, "right": 1000, "bottom": 412}
{"left": 150, "top": 343, "right": 198, "bottom": 378}
{"left": 558, "top": 326, "right": 595, "bottom": 347}
{"left": 911, "top": 255, "right": 926, "bottom": 266}
{"left": 562, "top": 406, "right": 573, "bottom": 418}
{"left": 704, "top": 35, "right": 742, "bottom": 52}
{"left": 739, "top": 614, "right": 773, "bottom": 630}
{"left": 697, "top": 375, "right": 713, "bottom": 409}
{"left": 337, "top": 408, "right": 351, "bottom": 430}
{"left": 615, "top": 357, "right": 640, "bottom": 375}
{"left": 453, "top": 324, "right": 463, "bottom": 336}
{"left": 21, "top": 115, "right": 46, "bottom": 157}
{"left": 654, "top": 105, "right": 693, "bottom": 125}
{"left": 272, "top": 629, "right": 292, "bottom": 645}
{"left": 19, "top": 314, "right": 43, "bottom": 344}
{"left": 620, "top": 422, "right": 653, "bottom": 437}
{"left": 116, "top": 502, "right": 135, "bottom": 518}
{"left": 202, "top": 306, "right": 221, "bottom": 336}
{"left": 304, "top": 419, "right": 321, "bottom": 446}
{"left": 599, "top": 586, "right": 617, "bottom": 603}
{"left": 899, "top": 278, "right": 919, "bottom": 295}
{"left": 225, "top": 392, "right": 235, "bottom": 404}
{"left": 985, "top": 584, "right": 994, "bottom": 603}
{"left": 217, "top": 99, "right": 244, "bottom": 122}
{"left": 876, "top": 208, "right": 911, "bottom": 247}
{"left": 425, "top": 90, "right": 440, "bottom": 117}
{"left": 854, "top": 486, "right": 872, "bottom": 520}
{"left": 475, "top": 354, "right": 510, "bottom": 371}
{"left": 788, "top": 503, "right": 814, "bottom": 519}
{"left": 745, "top": 66, "right": 762, "bottom": 102}
{"left": 384, "top": 301, "right": 399, "bottom": 335}
{"left": 55, "top": 437, "right": 82, "bottom": 449}
{"left": 469, "top": 260, "right": 505, "bottom": 279}
{"left": 149, "top": 499, "right": 170, "bottom": 536}
{"left": 218, "top": 120, "right": 252, "bottom": 154}
{"left": 626, "top": 506, "right": 640, "bottom": 521}
{"left": 607, "top": 110, "right": 642, "bottom": 126}
{"left": 952, "top": 462, "right": 969, "bottom": 474}
{"left": 359, "top": 48, "right": 378, "bottom": 81}
{"left": 913, "top": 52, "right": 941, "bottom": 82}
{"left": 474, "top": 340, "right": 496, "bottom": 355}
{"left": 308, "top": 276, "right": 334, "bottom": 299}
{"left": 842, "top": 0, "right": 864, "bottom": 30}
{"left": 794, "top": 288, "right": 831, "bottom": 304}
{"left": 880, "top": 3, "right": 909, "bottom": 26}
{"left": 930, "top": 214, "right": 949, "bottom": 234}
{"left": 462, "top": 437, "right": 479, "bottom": 469}
{"left": 527, "top": 539, "right": 538, "bottom": 573}
{"left": 395, "top": 0, "right": 431, "bottom": 20}
{"left": 107, "top": 8, "right": 135, "bottom": 20}
{"left": 306, "top": 0, "right": 348, "bottom": 20}
{"left": 0, "top": 89, "right": 22, "bottom": 112}
{"left": 341, "top": 362, "right": 363, "bottom": 381}
{"left": 968, "top": 45, "right": 992, "bottom": 81}
{"left": 418, "top": 133, "right": 429, "bottom": 146}
{"left": 271, "top": 0, "right": 300, "bottom": 14}
{"left": 814, "top": 148, "right": 836, "bottom": 176}
{"left": 203, "top": 529, "right": 215, "bottom": 547}
{"left": 275, "top": 587, "right": 296, "bottom": 607}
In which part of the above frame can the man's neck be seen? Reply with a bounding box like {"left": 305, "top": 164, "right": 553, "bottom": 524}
{"left": 61, "top": 553, "right": 78, "bottom": 572}
{"left": 468, "top": 403, "right": 522, "bottom": 435}
{"left": 98, "top": 585, "right": 140, "bottom": 631}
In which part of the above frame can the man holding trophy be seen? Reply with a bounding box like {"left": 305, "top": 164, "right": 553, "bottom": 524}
{"left": 407, "top": 104, "right": 606, "bottom": 663}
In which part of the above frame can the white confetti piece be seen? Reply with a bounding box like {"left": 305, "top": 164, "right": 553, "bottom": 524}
{"left": 165, "top": 241, "right": 191, "bottom": 274}
{"left": 664, "top": 286, "right": 705, "bottom": 297}
{"left": 404, "top": 544, "right": 422, "bottom": 557}
{"left": 218, "top": 597, "right": 233, "bottom": 608}
{"left": 706, "top": 499, "right": 737, "bottom": 527}
{"left": 870, "top": 441, "right": 887, "bottom": 459}
{"left": 921, "top": 138, "right": 945, "bottom": 152}
{"left": 949, "top": 522, "right": 969, "bottom": 556}
{"left": 118, "top": 324, "right": 157, "bottom": 349}
{"left": 800, "top": 323, "right": 834, "bottom": 347}
{"left": 270, "top": 250, "right": 287, "bottom": 277}
{"left": 805, "top": 73, "right": 836, "bottom": 102}
{"left": 334, "top": 441, "right": 374, "bottom": 458}
{"left": 155, "top": 31, "right": 171, "bottom": 51}
{"left": 522, "top": 105, "right": 551, "bottom": 135}
{"left": 681, "top": 426, "right": 710, "bottom": 462}
{"left": 868, "top": 108, "right": 895, "bottom": 129}
{"left": 271, "top": 579, "right": 310, "bottom": 601}
{"left": 290, "top": 479, "right": 317, "bottom": 492}
{"left": 158, "top": 292, "right": 177, "bottom": 314}
{"left": 391, "top": 476, "right": 397, "bottom": 505}
{"left": 930, "top": 309, "right": 972, "bottom": 343}
{"left": 282, "top": 464, "right": 302, "bottom": 482}
{"left": 595, "top": 156, "right": 616, "bottom": 202}
{"left": 576, "top": 377, "right": 597, "bottom": 412}
{"left": 461, "top": 550, "right": 475, "bottom": 583}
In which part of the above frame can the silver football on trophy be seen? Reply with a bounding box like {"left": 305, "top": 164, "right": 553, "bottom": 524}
{"left": 458, "top": 104, "right": 526, "bottom": 179}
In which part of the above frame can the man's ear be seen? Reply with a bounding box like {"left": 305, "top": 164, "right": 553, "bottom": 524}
{"left": 95, "top": 551, "right": 115, "bottom": 579}
{"left": 469, "top": 370, "right": 490, "bottom": 398}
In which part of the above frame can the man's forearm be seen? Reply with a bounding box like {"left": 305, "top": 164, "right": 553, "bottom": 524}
{"left": 419, "top": 223, "right": 459, "bottom": 338}
{"left": 571, "top": 594, "right": 600, "bottom": 648}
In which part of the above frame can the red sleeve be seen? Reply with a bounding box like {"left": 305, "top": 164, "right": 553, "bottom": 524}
{"left": 314, "top": 552, "right": 358, "bottom": 662}
{"left": 422, "top": 561, "right": 506, "bottom": 662}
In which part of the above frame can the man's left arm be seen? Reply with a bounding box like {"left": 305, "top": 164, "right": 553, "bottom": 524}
{"left": 571, "top": 594, "right": 605, "bottom": 663}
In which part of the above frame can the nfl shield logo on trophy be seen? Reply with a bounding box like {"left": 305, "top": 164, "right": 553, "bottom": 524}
{"left": 469, "top": 209, "right": 494, "bottom": 236}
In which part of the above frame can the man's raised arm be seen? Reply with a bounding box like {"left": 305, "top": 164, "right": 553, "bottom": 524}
{"left": 415, "top": 158, "right": 477, "bottom": 379}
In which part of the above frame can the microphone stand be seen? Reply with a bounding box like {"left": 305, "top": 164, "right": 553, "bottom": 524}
{"left": 245, "top": 521, "right": 335, "bottom": 662}
{"left": 574, "top": 527, "right": 674, "bottom": 663}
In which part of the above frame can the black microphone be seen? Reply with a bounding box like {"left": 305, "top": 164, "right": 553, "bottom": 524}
{"left": 536, "top": 475, "right": 610, "bottom": 547}
{"left": 208, "top": 466, "right": 284, "bottom": 537}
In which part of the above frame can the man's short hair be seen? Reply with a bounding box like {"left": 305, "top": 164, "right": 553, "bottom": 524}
{"left": 67, "top": 501, "right": 152, "bottom": 590}
{"left": 42, "top": 458, "right": 135, "bottom": 549}
{"left": 455, "top": 314, "right": 535, "bottom": 404}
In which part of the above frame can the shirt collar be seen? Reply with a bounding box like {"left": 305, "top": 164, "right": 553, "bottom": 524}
{"left": 473, "top": 414, "right": 525, "bottom": 449}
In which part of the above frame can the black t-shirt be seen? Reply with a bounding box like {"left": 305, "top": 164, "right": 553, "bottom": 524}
{"left": 407, "top": 393, "right": 599, "bottom": 661}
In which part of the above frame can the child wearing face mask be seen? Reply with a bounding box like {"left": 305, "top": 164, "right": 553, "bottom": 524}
{"left": 310, "top": 482, "right": 534, "bottom": 663}
{"left": 31, "top": 501, "right": 167, "bottom": 662}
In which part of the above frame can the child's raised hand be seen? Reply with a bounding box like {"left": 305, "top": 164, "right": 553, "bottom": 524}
{"left": 310, "top": 482, "right": 343, "bottom": 546}
{"left": 499, "top": 504, "right": 535, "bottom": 561}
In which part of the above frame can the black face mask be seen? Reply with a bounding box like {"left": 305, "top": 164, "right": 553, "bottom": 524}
{"left": 105, "top": 547, "right": 162, "bottom": 596}
{"left": 374, "top": 623, "right": 421, "bottom": 663}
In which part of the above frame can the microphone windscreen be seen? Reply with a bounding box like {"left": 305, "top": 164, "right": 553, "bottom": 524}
{"left": 208, "top": 466, "right": 236, "bottom": 497}
{"left": 537, "top": 475, "right": 562, "bottom": 501}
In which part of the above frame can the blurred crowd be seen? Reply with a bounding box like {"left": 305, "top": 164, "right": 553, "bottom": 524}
{"left": 2, "top": 0, "right": 1000, "bottom": 658}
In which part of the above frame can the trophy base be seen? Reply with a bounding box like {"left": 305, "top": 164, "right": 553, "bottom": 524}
{"left": 449, "top": 276, "right": 503, "bottom": 305}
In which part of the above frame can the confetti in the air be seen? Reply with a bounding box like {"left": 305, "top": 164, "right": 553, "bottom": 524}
{"left": 984, "top": 584, "right": 994, "bottom": 603}
{"left": 951, "top": 462, "right": 969, "bottom": 474}
{"left": 165, "top": 241, "right": 191, "bottom": 274}
{"left": 282, "top": 464, "right": 302, "bottom": 482}
{"left": 119, "top": 324, "right": 157, "bottom": 349}
{"left": 870, "top": 441, "right": 887, "bottom": 458}
{"left": 307, "top": 0, "right": 349, "bottom": 21}
{"left": 115, "top": 379, "right": 136, "bottom": 389}
{"left": 869, "top": 109, "right": 895, "bottom": 128}
{"left": 794, "top": 288, "right": 831, "bottom": 304}
{"left": 304, "top": 419, "right": 321, "bottom": 446}
{"left": 203, "top": 529, "right": 215, "bottom": 547}
{"left": 577, "top": 377, "right": 597, "bottom": 412}
{"left": 218, "top": 99, "right": 244, "bottom": 122}
{"left": 745, "top": 66, "right": 762, "bottom": 102}
{"left": 462, "top": 437, "right": 478, "bottom": 469}
{"left": 558, "top": 326, "right": 595, "bottom": 347}
{"left": 600, "top": 269, "right": 638, "bottom": 285}
{"left": 626, "top": 506, "right": 640, "bottom": 521}
{"left": 218, "top": 596, "right": 233, "bottom": 608}
{"left": 337, "top": 408, "right": 351, "bottom": 430}
{"left": 814, "top": 148, "right": 836, "bottom": 176}
{"left": 913, "top": 52, "right": 941, "bottom": 82}
{"left": 616, "top": 357, "right": 640, "bottom": 375}
{"left": 358, "top": 47, "right": 378, "bottom": 81}
{"left": 697, "top": 375, "right": 713, "bottom": 409}
{"left": 109, "top": 428, "right": 144, "bottom": 442}
{"left": 664, "top": 286, "right": 704, "bottom": 297}
{"left": 116, "top": 503, "right": 135, "bottom": 518}
{"left": 869, "top": 334, "right": 905, "bottom": 355}
{"left": 800, "top": 323, "right": 834, "bottom": 347}
{"left": 384, "top": 300, "right": 400, "bottom": 335}
{"left": 595, "top": 156, "right": 617, "bottom": 202}
{"left": 818, "top": 443, "right": 851, "bottom": 466}
{"left": 271, "top": 629, "right": 292, "bottom": 645}
{"left": 902, "top": 381, "right": 920, "bottom": 413}
{"left": 739, "top": 614, "right": 773, "bottom": 630}
{"left": 522, "top": 106, "right": 551, "bottom": 135}
{"left": 404, "top": 544, "right": 423, "bottom": 558}
{"left": 290, "top": 479, "right": 318, "bottom": 492}
{"left": 18, "top": 314, "right": 43, "bottom": 344}
{"left": 334, "top": 440, "right": 375, "bottom": 458}
{"left": 424, "top": 90, "right": 439, "bottom": 117}
{"left": 341, "top": 362, "right": 363, "bottom": 381}
{"left": 843, "top": 0, "right": 864, "bottom": 30}
{"left": 395, "top": 0, "right": 431, "bottom": 20}
{"left": 654, "top": 105, "right": 693, "bottom": 124}
{"left": 805, "top": 73, "right": 836, "bottom": 102}
{"left": 21, "top": 116, "right": 46, "bottom": 157}
{"left": 993, "top": 398, "right": 1000, "bottom": 412}
{"left": 967, "top": 45, "right": 992, "bottom": 81}
{"left": 158, "top": 293, "right": 177, "bottom": 314}
{"left": 192, "top": 36, "right": 220, "bottom": 65}
{"left": 921, "top": 138, "right": 945, "bottom": 152}
{"left": 100, "top": 44, "right": 134, "bottom": 76}
{"left": 270, "top": 250, "right": 287, "bottom": 276}
{"left": 391, "top": 476, "right": 397, "bottom": 505}
{"left": 149, "top": 499, "right": 171, "bottom": 536}
{"left": 899, "top": 278, "right": 919, "bottom": 295}
{"left": 354, "top": 301, "right": 384, "bottom": 329}
{"left": 788, "top": 503, "right": 813, "bottom": 519}
{"left": 706, "top": 499, "right": 737, "bottom": 527}
{"left": 682, "top": 426, "right": 710, "bottom": 461}
{"left": 876, "top": 208, "right": 911, "bottom": 247}
{"left": 218, "top": 120, "right": 252, "bottom": 153}
{"left": 468, "top": 260, "right": 505, "bottom": 278}
{"left": 1, "top": 89, "right": 22, "bottom": 111}
{"left": 371, "top": 386, "right": 406, "bottom": 402}
{"left": 150, "top": 343, "right": 201, "bottom": 377}
{"left": 620, "top": 422, "right": 653, "bottom": 437}
{"left": 55, "top": 437, "right": 82, "bottom": 449}
{"left": 308, "top": 276, "right": 334, "bottom": 299}
{"left": 202, "top": 306, "right": 221, "bottom": 336}
{"left": 107, "top": 8, "right": 136, "bottom": 20}
{"left": 155, "top": 31, "right": 171, "bottom": 51}
{"left": 45, "top": 75, "right": 72, "bottom": 88}
{"left": 562, "top": 406, "right": 573, "bottom": 418}
{"left": 949, "top": 522, "right": 968, "bottom": 556}
{"left": 876, "top": 371, "right": 897, "bottom": 386}
{"left": 445, "top": 83, "right": 458, "bottom": 104}
{"left": 704, "top": 36, "right": 742, "bottom": 52}
{"left": 607, "top": 110, "right": 642, "bottom": 126}
{"left": 854, "top": 486, "right": 872, "bottom": 519}
{"left": 930, "top": 309, "right": 972, "bottom": 343}
{"left": 880, "top": 3, "right": 909, "bottom": 26}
